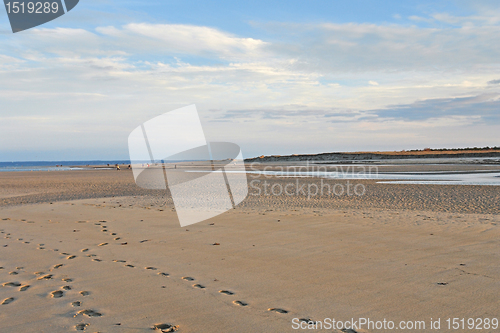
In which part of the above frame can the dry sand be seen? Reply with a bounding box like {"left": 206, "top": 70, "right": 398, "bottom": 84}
{"left": 1, "top": 169, "right": 499, "bottom": 332}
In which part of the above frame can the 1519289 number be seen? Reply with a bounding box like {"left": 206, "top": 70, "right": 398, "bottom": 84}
{"left": 446, "top": 318, "right": 498, "bottom": 330}
{"left": 5, "top": 2, "right": 59, "bottom": 14}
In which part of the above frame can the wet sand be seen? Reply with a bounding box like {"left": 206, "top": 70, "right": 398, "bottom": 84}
{"left": 1, "top": 169, "right": 499, "bottom": 332}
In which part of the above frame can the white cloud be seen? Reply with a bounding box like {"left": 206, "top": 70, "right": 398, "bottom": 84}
{"left": 0, "top": 54, "right": 25, "bottom": 70}
{"left": 96, "top": 23, "right": 267, "bottom": 60}
{"left": 265, "top": 21, "right": 500, "bottom": 74}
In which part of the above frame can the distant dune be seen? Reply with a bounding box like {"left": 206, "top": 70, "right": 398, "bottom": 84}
{"left": 245, "top": 149, "right": 500, "bottom": 162}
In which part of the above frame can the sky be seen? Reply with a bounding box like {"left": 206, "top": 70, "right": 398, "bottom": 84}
{"left": 0, "top": 0, "right": 500, "bottom": 161}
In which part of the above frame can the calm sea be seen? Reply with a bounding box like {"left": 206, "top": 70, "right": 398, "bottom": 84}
{"left": 0, "top": 161, "right": 131, "bottom": 172}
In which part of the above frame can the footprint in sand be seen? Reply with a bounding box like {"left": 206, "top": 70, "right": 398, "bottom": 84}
{"left": 9, "top": 271, "right": 18, "bottom": 275}
{"left": 192, "top": 284, "right": 205, "bottom": 289}
{"left": 51, "top": 290, "right": 64, "bottom": 298}
{"left": 75, "top": 323, "right": 89, "bottom": 331}
{"left": 19, "top": 285, "right": 30, "bottom": 291}
{"left": 113, "top": 260, "right": 126, "bottom": 263}
{"left": 114, "top": 237, "right": 121, "bottom": 241}
{"left": 53, "top": 264, "right": 64, "bottom": 269}
{"left": 145, "top": 267, "right": 157, "bottom": 270}
{"left": 2, "top": 282, "right": 21, "bottom": 287}
{"left": 67, "top": 255, "right": 76, "bottom": 260}
{"left": 233, "top": 300, "right": 248, "bottom": 307}
{"left": 125, "top": 264, "right": 135, "bottom": 268}
{"left": 268, "top": 308, "right": 288, "bottom": 314}
{"left": 81, "top": 249, "right": 89, "bottom": 253}
{"left": 1, "top": 297, "right": 15, "bottom": 305}
{"left": 98, "top": 243, "right": 108, "bottom": 247}
{"left": 61, "top": 252, "right": 70, "bottom": 255}
{"left": 72, "top": 301, "right": 82, "bottom": 307}
{"left": 62, "top": 278, "right": 73, "bottom": 282}
{"left": 182, "top": 277, "right": 195, "bottom": 281}
{"left": 92, "top": 259, "right": 102, "bottom": 262}
{"left": 219, "top": 290, "right": 234, "bottom": 295}
{"left": 75, "top": 309, "right": 102, "bottom": 317}
{"left": 62, "top": 286, "right": 72, "bottom": 290}
{"left": 80, "top": 291, "right": 90, "bottom": 296}
{"left": 158, "top": 272, "right": 169, "bottom": 277}
{"left": 86, "top": 254, "right": 97, "bottom": 258}
{"left": 38, "top": 274, "right": 53, "bottom": 280}
{"left": 152, "top": 323, "right": 178, "bottom": 332}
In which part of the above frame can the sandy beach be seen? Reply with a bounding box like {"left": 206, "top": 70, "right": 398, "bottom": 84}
{"left": 1, "top": 168, "right": 500, "bottom": 332}
{"left": 3, "top": 0, "right": 500, "bottom": 331}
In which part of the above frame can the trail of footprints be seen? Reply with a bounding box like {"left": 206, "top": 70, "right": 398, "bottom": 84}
{"left": 91, "top": 220, "right": 295, "bottom": 321}
{"left": 1, "top": 220, "right": 182, "bottom": 332}
{"left": 1, "top": 222, "right": 105, "bottom": 331}
{"left": 1, "top": 218, "right": 304, "bottom": 332}
{"left": 1, "top": 265, "right": 102, "bottom": 331}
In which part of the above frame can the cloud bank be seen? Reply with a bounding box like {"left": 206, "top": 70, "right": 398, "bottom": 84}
{"left": 1, "top": 10, "right": 500, "bottom": 160}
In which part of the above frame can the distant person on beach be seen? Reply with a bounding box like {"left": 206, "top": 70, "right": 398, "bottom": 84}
{"left": 116, "top": 164, "right": 120, "bottom": 170}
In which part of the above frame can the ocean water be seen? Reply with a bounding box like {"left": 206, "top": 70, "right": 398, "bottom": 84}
{"left": 0, "top": 161, "right": 131, "bottom": 172}
{"left": 2, "top": 161, "right": 500, "bottom": 186}
{"left": 240, "top": 168, "right": 500, "bottom": 186}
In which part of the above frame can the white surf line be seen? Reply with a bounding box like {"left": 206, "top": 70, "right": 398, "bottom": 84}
{"left": 377, "top": 181, "right": 500, "bottom": 186}
{"left": 377, "top": 172, "right": 500, "bottom": 186}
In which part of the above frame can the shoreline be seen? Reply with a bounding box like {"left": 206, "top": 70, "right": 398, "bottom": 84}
{"left": 1, "top": 168, "right": 500, "bottom": 214}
